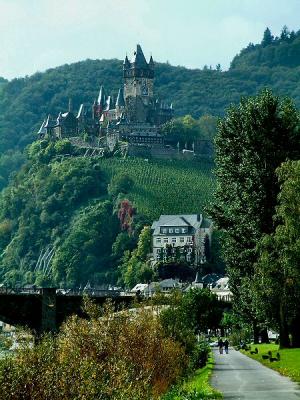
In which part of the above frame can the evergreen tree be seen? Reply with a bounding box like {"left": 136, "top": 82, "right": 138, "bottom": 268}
{"left": 261, "top": 27, "right": 274, "bottom": 47}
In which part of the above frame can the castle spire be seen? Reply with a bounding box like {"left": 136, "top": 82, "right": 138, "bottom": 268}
{"left": 115, "top": 87, "right": 125, "bottom": 108}
{"left": 97, "top": 86, "right": 106, "bottom": 108}
{"left": 131, "top": 44, "right": 148, "bottom": 68}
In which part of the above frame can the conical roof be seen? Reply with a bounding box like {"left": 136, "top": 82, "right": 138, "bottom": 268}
{"left": 97, "top": 85, "right": 106, "bottom": 107}
{"left": 130, "top": 44, "right": 148, "bottom": 68}
{"left": 115, "top": 87, "right": 125, "bottom": 107}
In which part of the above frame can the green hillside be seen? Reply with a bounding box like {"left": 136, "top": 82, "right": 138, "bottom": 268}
{"left": 231, "top": 27, "right": 300, "bottom": 69}
{"left": 99, "top": 157, "right": 214, "bottom": 220}
{"left": 0, "top": 140, "right": 214, "bottom": 287}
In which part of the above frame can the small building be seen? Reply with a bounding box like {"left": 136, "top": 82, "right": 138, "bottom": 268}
{"left": 151, "top": 214, "right": 212, "bottom": 265}
{"left": 210, "top": 277, "right": 232, "bottom": 302}
{"left": 131, "top": 279, "right": 183, "bottom": 297}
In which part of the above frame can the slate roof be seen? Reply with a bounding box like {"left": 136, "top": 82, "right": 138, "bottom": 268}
{"left": 151, "top": 214, "right": 203, "bottom": 235}
{"left": 130, "top": 44, "right": 148, "bottom": 68}
{"left": 37, "top": 120, "right": 46, "bottom": 135}
{"left": 44, "top": 115, "right": 56, "bottom": 129}
{"left": 97, "top": 86, "right": 106, "bottom": 107}
{"left": 115, "top": 87, "right": 125, "bottom": 107}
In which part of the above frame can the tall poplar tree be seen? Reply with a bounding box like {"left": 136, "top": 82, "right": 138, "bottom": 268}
{"left": 211, "top": 90, "right": 300, "bottom": 339}
{"left": 254, "top": 160, "right": 300, "bottom": 347}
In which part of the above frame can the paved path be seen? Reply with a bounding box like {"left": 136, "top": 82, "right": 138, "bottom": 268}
{"left": 211, "top": 348, "right": 300, "bottom": 400}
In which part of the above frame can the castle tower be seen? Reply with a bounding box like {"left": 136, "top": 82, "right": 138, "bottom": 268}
{"left": 123, "top": 45, "right": 154, "bottom": 105}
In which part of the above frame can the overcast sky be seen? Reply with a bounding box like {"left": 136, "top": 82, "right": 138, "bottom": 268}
{"left": 1, "top": 0, "right": 300, "bottom": 80}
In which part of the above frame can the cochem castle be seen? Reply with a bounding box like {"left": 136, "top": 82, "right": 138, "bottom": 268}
{"left": 38, "top": 45, "right": 174, "bottom": 153}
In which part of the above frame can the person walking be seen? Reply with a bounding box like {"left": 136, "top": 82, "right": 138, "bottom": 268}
{"left": 224, "top": 339, "right": 229, "bottom": 354}
{"left": 218, "top": 338, "right": 224, "bottom": 354}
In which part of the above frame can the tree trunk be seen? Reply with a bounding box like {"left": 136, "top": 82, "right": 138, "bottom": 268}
{"left": 279, "top": 301, "right": 290, "bottom": 348}
{"left": 260, "top": 327, "right": 269, "bottom": 344}
{"left": 290, "top": 316, "right": 300, "bottom": 348}
{"left": 253, "top": 322, "right": 260, "bottom": 344}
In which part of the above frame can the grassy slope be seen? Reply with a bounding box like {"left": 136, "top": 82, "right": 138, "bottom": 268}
{"left": 241, "top": 344, "right": 300, "bottom": 383}
{"left": 163, "top": 353, "right": 222, "bottom": 399}
{"left": 98, "top": 157, "right": 215, "bottom": 220}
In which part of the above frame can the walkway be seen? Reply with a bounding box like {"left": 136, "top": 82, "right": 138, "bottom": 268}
{"left": 211, "top": 348, "right": 300, "bottom": 400}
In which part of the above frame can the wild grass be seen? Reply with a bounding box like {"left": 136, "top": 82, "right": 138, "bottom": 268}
{"left": 163, "top": 352, "right": 222, "bottom": 399}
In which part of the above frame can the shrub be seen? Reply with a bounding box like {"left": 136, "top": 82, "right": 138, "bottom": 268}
{"left": 0, "top": 301, "right": 187, "bottom": 400}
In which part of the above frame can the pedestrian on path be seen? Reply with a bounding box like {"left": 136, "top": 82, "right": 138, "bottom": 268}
{"left": 224, "top": 339, "right": 229, "bottom": 354}
{"left": 218, "top": 338, "right": 224, "bottom": 354}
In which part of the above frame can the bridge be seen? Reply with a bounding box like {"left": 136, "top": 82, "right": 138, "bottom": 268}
{"left": 0, "top": 287, "right": 135, "bottom": 335}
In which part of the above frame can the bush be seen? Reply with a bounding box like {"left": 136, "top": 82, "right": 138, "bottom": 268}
{"left": 190, "top": 342, "right": 210, "bottom": 369}
{"left": 0, "top": 300, "right": 188, "bottom": 400}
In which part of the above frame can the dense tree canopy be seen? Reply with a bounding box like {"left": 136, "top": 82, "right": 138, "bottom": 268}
{"left": 254, "top": 160, "right": 300, "bottom": 347}
{"left": 211, "top": 89, "right": 300, "bottom": 337}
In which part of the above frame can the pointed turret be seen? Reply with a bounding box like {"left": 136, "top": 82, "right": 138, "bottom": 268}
{"left": 77, "top": 104, "right": 84, "bottom": 119}
{"left": 97, "top": 86, "right": 106, "bottom": 108}
{"left": 115, "top": 87, "right": 125, "bottom": 108}
{"left": 104, "top": 96, "right": 113, "bottom": 111}
{"left": 123, "top": 55, "right": 130, "bottom": 69}
{"left": 37, "top": 119, "right": 46, "bottom": 136}
{"left": 44, "top": 114, "right": 55, "bottom": 129}
{"left": 131, "top": 44, "right": 148, "bottom": 68}
{"left": 149, "top": 55, "right": 154, "bottom": 69}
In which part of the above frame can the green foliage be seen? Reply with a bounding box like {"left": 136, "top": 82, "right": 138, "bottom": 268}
{"left": 161, "top": 114, "right": 218, "bottom": 147}
{"left": 211, "top": 89, "right": 300, "bottom": 328}
{"left": 119, "top": 226, "right": 154, "bottom": 288}
{"left": 107, "top": 173, "right": 134, "bottom": 197}
{"left": 159, "top": 289, "right": 223, "bottom": 354}
{"left": 52, "top": 201, "right": 118, "bottom": 286}
{"left": 254, "top": 160, "right": 300, "bottom": 347}
{"left": 0, "top": 140, "right": 115, "bottom": 287}
{"left": 231, "top": 26, "right": 300, "bottom": 69}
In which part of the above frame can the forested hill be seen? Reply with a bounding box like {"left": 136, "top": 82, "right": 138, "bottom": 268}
{"left": 231, "top": 26, "right": 300, "bottom": 69}
{"left": 1, "top": 26, "right": 300, "bottom": 154}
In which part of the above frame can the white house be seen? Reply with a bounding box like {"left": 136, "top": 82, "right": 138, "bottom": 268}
{"left": 151, "top": 214, "right": 212, "bottom": 264}
{"left": 131, "top": 279, "right": 183, "bottom": 297}
{"left": 210, "top": 277, "right": 232, "bottom": 302}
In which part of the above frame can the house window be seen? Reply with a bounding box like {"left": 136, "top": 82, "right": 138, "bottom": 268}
{"left": 182, "top": 228, "right": 187, "bottom": 233}
{"left": 172, "top": 238, "right": 176, "bottom": 243}
{"left": 180, "top": 237, "right": 184, "bottom": 243}
{"left": 163, "top": 238, "right": 168, "bottom": 244}
{"left": 175, "top": 228, "right": 180, "bottom": 233}
{"left": 156, "top": 238, "right": 161, "bottom": 244}
{"left": 169, "top": 228, "right": 174, "bottom": 233}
